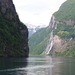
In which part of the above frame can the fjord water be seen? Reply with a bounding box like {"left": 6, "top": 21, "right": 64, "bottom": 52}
{"left": 0, "top": 56, "right": 75, "bottom": 75}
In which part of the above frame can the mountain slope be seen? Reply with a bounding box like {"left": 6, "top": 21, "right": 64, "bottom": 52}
{"left": 29, "top": 0, "right": 75, "bottom": 56}
{"left": 54, "top": 0, "right": 75, "bottom": 21}
{"left": 0, "top": 0, "right": 29, "bottom": 57}
{"left": 29, "top": 27, "right": 51, "bottom": 55}
{"left": 46, "top": 0, "right": 75, "bottom": 56}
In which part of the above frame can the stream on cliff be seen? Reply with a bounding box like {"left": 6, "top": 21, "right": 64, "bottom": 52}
{"left": 0, "top": 55, "right": 75, "bottom": 75}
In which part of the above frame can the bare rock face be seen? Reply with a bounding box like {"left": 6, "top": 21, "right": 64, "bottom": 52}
{"left": 53, "top": 35, "right": 62, "bottom": 49}
{"left": 63, "top": 19, "right": 74, "bottom": 25}
{"left": 0, "top": 0, "right": 18, "bottom": 19}
{"left": 0, "top": 0, "right": 29, "bottom": 57}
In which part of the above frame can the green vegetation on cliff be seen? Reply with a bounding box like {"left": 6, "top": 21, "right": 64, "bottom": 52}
{"left": 29, "top": 27, "right": 51, "bottom": 55}
{"left": 54, "top": 0, "right": 75, "bottom": 21}
{"left": 54, "top": 0, "right": 75, "bottom": 40}
{"left": 54, "top": 23, "right": 75, "bottom": 39}
{"left": 0, "top": 0, "right": 29, "bottom": 57}
{"left": 0, "top": 15, "right": 28, "bottom": 57}
{"left": 53, "top": 0, "right": 75, "bottom": 57}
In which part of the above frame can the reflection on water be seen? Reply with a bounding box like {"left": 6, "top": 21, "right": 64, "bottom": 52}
{"left": 0, "top": 58, "right": 28, "bottom": 75}
{"left": 0, "top": 56, "right": 75, "bottom": 75}
{"left": 27, "top": 56, "right": 53, "bottom": 75}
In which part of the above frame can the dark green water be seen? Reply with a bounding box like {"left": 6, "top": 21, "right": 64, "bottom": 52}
{"left": 0, "top": 56, "right": 75, "bottom": 75}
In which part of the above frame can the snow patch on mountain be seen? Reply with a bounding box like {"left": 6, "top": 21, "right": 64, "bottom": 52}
{"left": 25, "top": 23, "right": 47, "bottom": 37}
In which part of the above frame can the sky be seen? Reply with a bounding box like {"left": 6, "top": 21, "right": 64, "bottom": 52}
{"left": 13, "top": 0, "right": 66, "bottom": 27}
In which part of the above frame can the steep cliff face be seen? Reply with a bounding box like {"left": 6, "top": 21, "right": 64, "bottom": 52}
{"left": 45, "top": 14, "right": 74, "bottom": 53}
{"left": 0, "top": 0, "right": 18, "bottom": 19}
{"left": 44, "top": 0, "right": 75, "bottom": 56}
{"left": 45, "top": 15, "right": 75, "bottom": 56}
{"left": 45, "top": 16, "right": 59, "bottom": 54}
{"left": 53, "top": 35, "right": 62, "bottom": 50}
{"left": 0, "top": 0, "right": 29, "bottom": 57}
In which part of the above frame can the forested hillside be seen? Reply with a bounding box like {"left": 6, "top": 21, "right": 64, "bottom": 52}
{"left": 29, "top": 27, "right": 51, "bottom": 55}
{"left": 53, "top": 0, "right": 75, "bottom": 39}
{"left": 54, "top": 0, "right": 75, "bottom": 21}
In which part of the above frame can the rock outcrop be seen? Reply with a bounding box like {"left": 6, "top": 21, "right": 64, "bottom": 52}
{"left": 0, "top": 0, "right": 18, "bottom": 19}
{"left": 53, "top": 35, "right": 62, "bottom": 49}
{"left": 63, "top": 20, "right": 74, "bottom": 25}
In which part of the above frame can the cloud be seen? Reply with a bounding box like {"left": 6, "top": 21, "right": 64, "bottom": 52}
{"left": 13, "top": 0, "right": 66, "bottom": 26}
{"left": 17, "top": 7, "right": 57, "bottom": 26}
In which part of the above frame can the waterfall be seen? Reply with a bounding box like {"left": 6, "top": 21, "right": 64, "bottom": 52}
{"left": 45, "top": 16, "right": 58, "bottom": 55}
{"left": 45, "top": 30, "right": 53, "bottom": 54}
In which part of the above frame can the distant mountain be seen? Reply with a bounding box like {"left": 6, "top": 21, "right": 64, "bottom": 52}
{"left": 26, "top": 23, "right": 47, "bottom": 37}
{"left": 28, "top": 28, "right": 36, "bottom": 37}
{"left": 29, "top": 0, "right": 75, "bottom": 57}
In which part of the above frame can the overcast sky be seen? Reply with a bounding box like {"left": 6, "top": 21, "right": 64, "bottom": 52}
{"left": 13, "top": 0, "right": 66, "bottom": 26}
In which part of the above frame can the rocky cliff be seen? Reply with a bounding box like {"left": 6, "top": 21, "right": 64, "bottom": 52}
{"left": 45, "top": 16, "right": 65, "bottom": 54}
{"left": 45, "top": 13, "right": 75, "bottom": 56}
{"left": 0, "top": 0, "right": 29, "bottom": 57}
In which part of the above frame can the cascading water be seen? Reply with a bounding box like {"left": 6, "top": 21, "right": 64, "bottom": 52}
{"left": 45, "top": 30, "right": 53, "bottom": 54}
{"left": 45, "top": 16, "right": 58, "bottom": 55}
